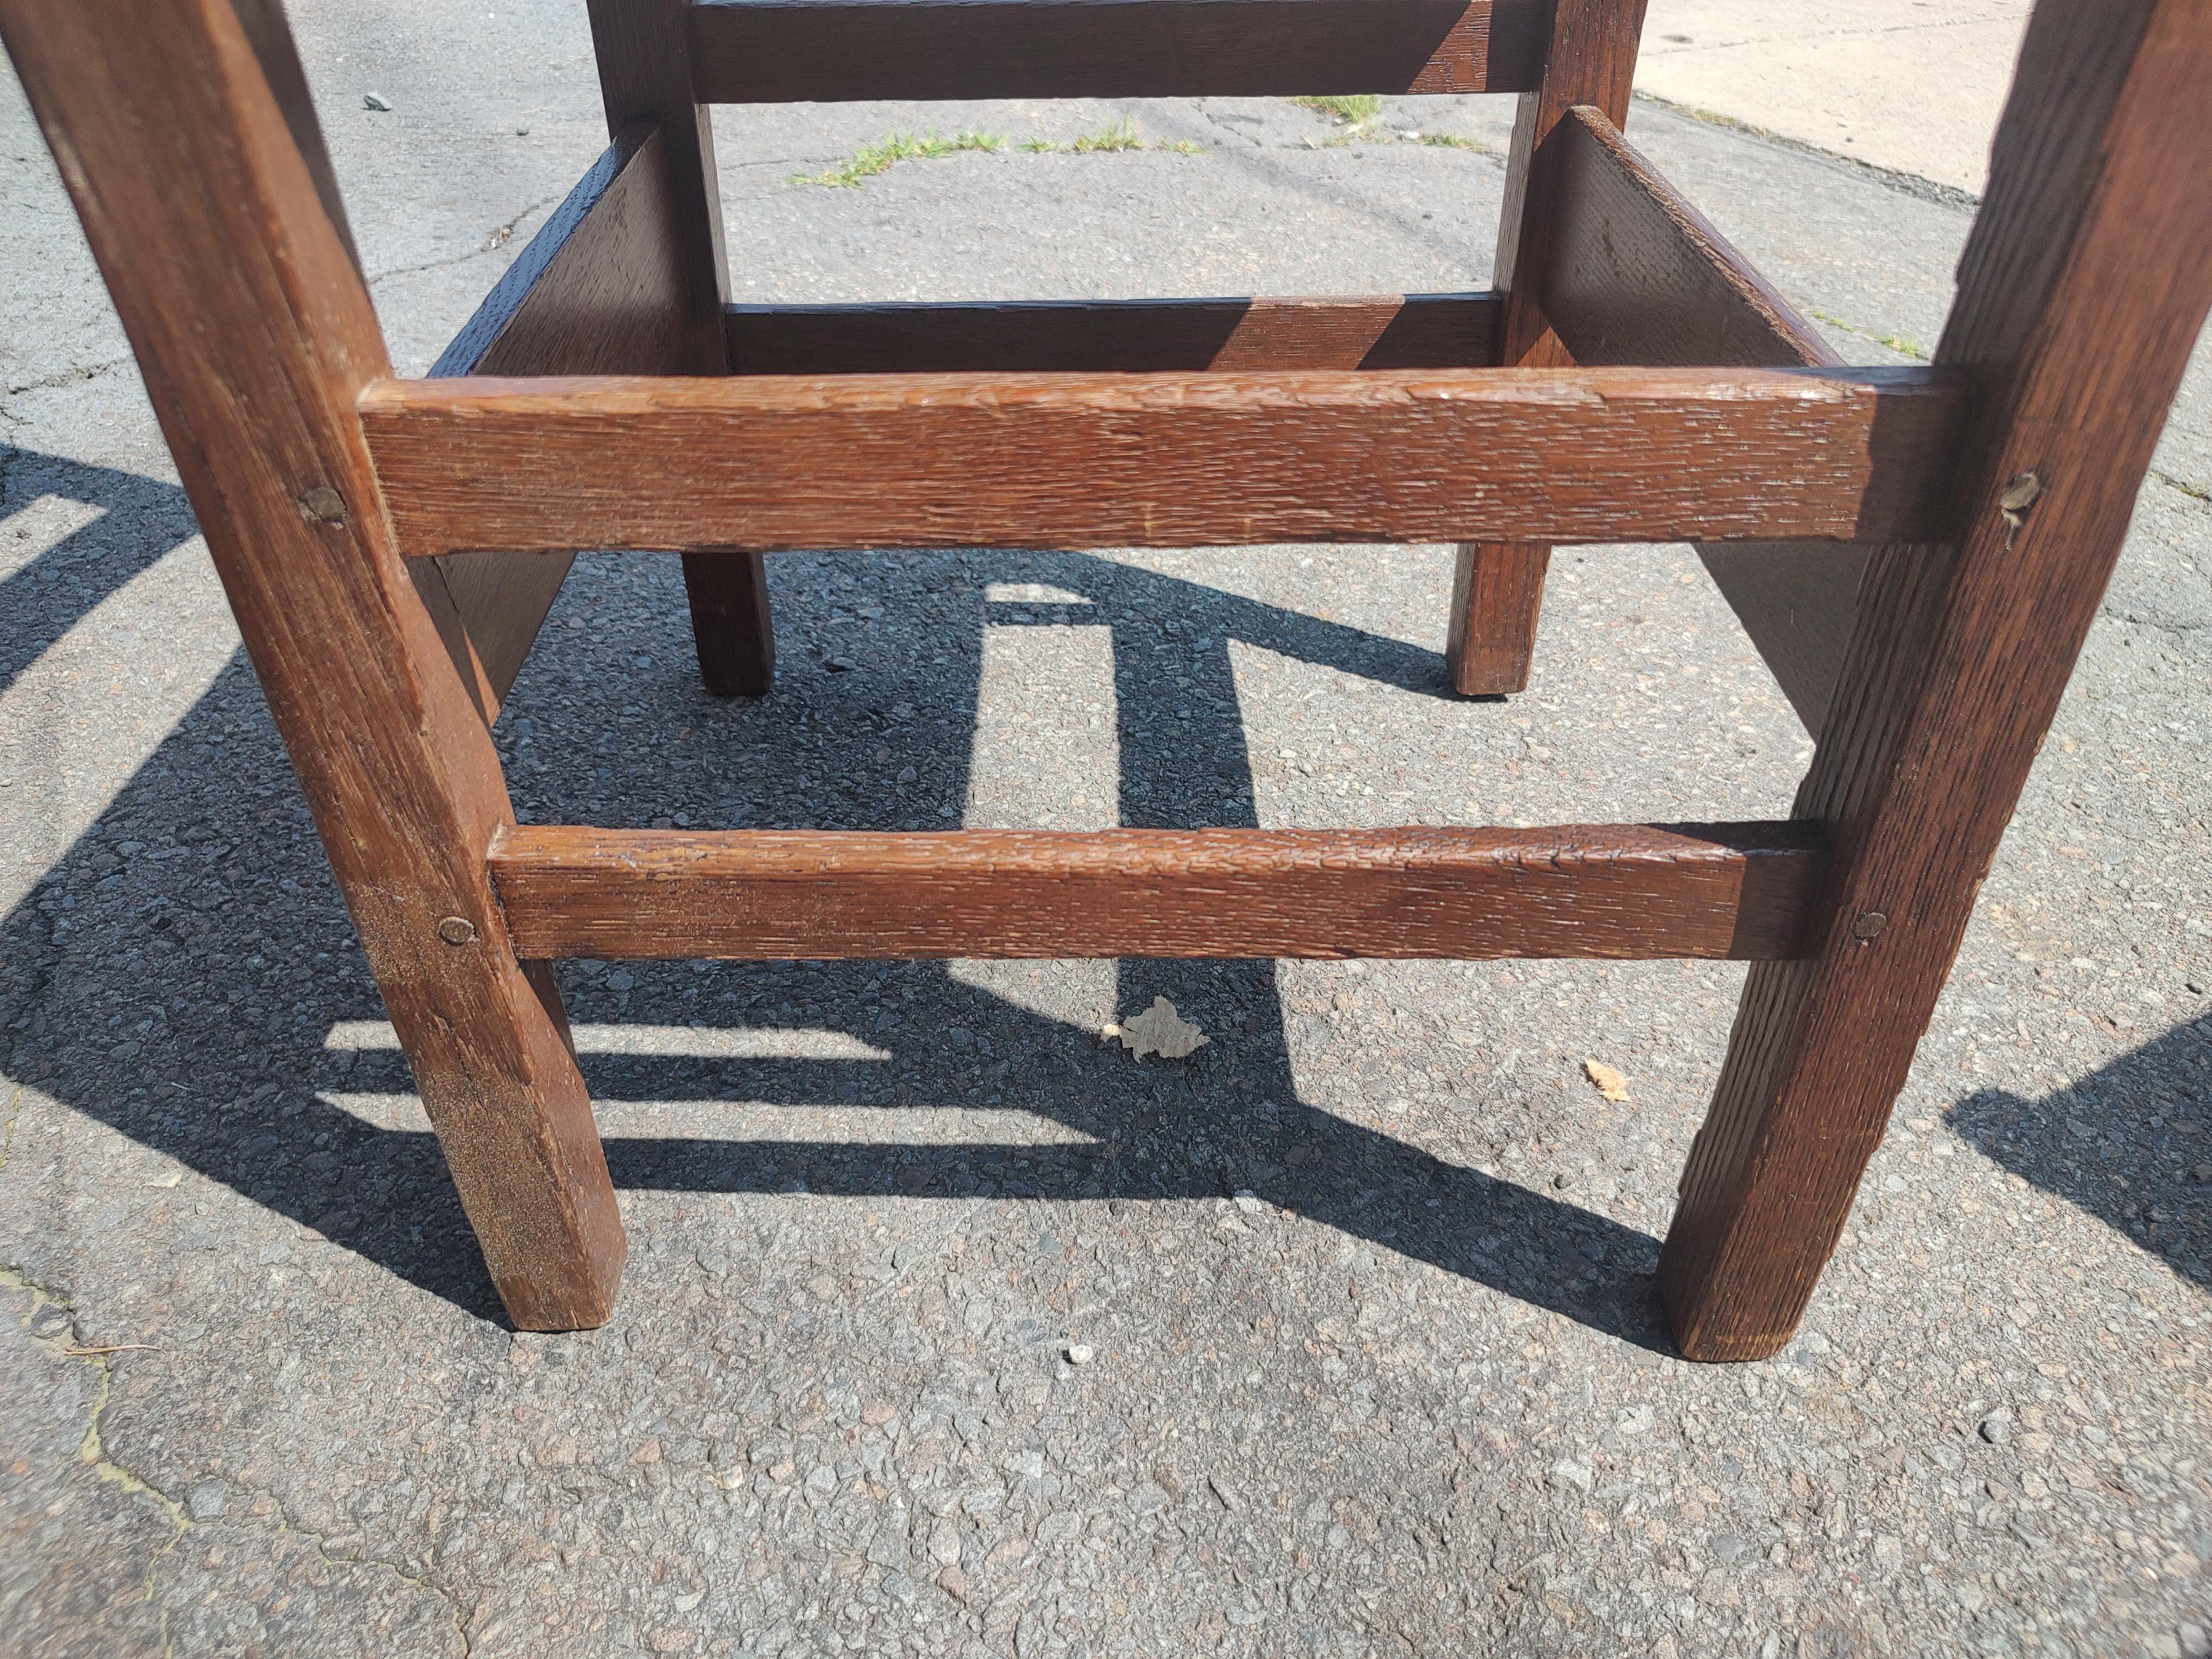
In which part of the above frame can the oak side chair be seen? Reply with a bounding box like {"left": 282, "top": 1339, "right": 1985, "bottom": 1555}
{"left": 6, "top": 0, "right": 2208, "bottom": 1359}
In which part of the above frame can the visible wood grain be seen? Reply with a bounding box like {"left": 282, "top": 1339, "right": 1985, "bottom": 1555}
{"left": 687, "top": 0, "right": 1547, "bottom": 101}
{"left": 360, "top": 364, "right": 1964, "bottom": 555}
{"left": 724, "top": 293, "right": 1503, "bottom": 374}
{"left": 1540, "top": 105, "right": 1874, "bottom": 735}
{"left": 0, "top": 0, "right": 624, "bottom": 1328}
{"left": 488, "top": 822, "right": 1827, "bottom": 962}
{"left": 426, "top": 131, "right": 693, "bottom": 720}
{"left": 583, "top": 0, "right": 773, "bottom": 696}
{"left": 1444, "top": 543, "right": 1547, "bottom": 693}
{"left": 1660, "top": 0, "right": 2212, "bottom": 1361}
{"left": 1448, "top": 0, "right": 1648, "bottom": 700}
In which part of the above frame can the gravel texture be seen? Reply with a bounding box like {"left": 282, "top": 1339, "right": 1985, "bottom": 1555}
{"left": 3, "top": 2, "right": 2211, "bottom": 1654}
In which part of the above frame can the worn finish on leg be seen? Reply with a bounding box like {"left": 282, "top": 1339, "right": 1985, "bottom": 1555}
{"left": 1660, "top": 0, "right": 2212, "bottom": 1360}
{"left": 1447, "top": 0, "right": 1652, "bottom": 691}
{"left": 1445, "top": 544, "right": 1548, "bottom": 695}
{"left": 585, "top": 0, "right": 775, "bottom": 695}
{"left": 0, "top": 0, "right": 626, "bottom": 1330}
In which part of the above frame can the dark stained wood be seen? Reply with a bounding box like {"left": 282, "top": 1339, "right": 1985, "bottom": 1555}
{"left": 682, "top": 548, "right": 775, "bottom": 694}
{"left": 1494, "top": 0, "right": 1648, "bottom": 372}
{"left": 1660, "top": 0, "right": 2212, "bottom": 1361}
{"left": 1542, "top": 108, "right": 1835, "bottom": 367}
{"left": 687, "top": 0, "right": 1548, "bottom": 101}
{"left": 724, "top": 293, "right": 1504, "bottom": 375}
{"left": 431, "top": 135, "right": 688, "bottom": 382}
{"left": 1444, "top": 542, "right": 1546, "bottom": 693}
{"left": 488, "top": 821, "right": 1827, "bottom": 962}
{"left": 427, "top": 130, "right": 694, "bottom": 721}
{"left": 583, "top": 0, "right": 726, "bottom": 361}
{"left": 583, "top": 0, "right": 773, "bottom": 696}
{"left": 1540, "top": 105, "right": 1876, "bottom": 735}
{"left": 0, "top": 0, "right": 625, "bottom": 1328}
{"left": 1447, "top": 0, "right": 1648, "bottom": 701}
{"left": 359, "top": 364, "right": 1965, "bottom": 555}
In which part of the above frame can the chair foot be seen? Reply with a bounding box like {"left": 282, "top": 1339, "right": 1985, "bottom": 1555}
{"left": 1446, "top": 543, "right": 1548, "bottom": 696}
{"left": 683, "top": 549, "right": 775, "bottom": 696}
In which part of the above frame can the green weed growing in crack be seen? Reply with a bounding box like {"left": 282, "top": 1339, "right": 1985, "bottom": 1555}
{"left": 1069, "top": 118, "right": 1146, "bottom": 153}
{"left": 1417, "top": 132, "right": 1485, "bottom": 150}
{"left": 7, "top": 1268, "right": 476, "bottom": 1653}
{"left": 793, "top": 129, "right": 1008, "bottom": 187}
{"left": 6, "top": 1268, "right": 186, "bottom": 1635}
{"left": 792, "top": 123, "right": 1196, "bottom": 184}
{"left": 1808, "top": 307, "right": 1926, "bottom": 361}
{"left": 1295, "top": 93, "right": 1383, "bottom": 131}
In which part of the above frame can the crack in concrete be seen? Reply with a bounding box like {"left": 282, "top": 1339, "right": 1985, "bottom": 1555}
{"left": 2100, "top": 608, "right": 2210, "bottom": 633}
{"left": 4, "top": 1265, "right": 476, "bottom": 1655}
{"left": 366, "top": 194, "right": 564, "bottom": 290}
{"left": 2151, "top": 467, "right": 2212, "bottom": 508}
{"left": 3, "top": 356, "right": 136, "bottom": 401}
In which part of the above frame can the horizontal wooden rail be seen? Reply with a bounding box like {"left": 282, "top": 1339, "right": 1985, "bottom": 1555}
{"left": 487, "top": 822, "right": 1827, "bottom": 961}
{"left": 725, "top": 293, "right": 1503, "bottom": 374}
{"left": 1539, "top": 106, "right": 1882, "bottom": 735}
{"left": 360, "top": 364, "right": 1965, "bottom": 556}
{"left": 687, "top": 0, "right": 1546, "bottom": 102}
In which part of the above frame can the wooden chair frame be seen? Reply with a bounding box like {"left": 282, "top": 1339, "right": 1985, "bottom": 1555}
{"left": 7, "top": 0, "right": 2208, "bottom": 1357}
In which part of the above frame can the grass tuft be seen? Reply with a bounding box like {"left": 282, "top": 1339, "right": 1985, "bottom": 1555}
{"left": 795, "top": 129, "right": 1006, "bottom": 186}
{"left": 1069, "top": 119, "right": 1146, "bottom": 153}
{"left": 1295, "top": 93, "right": 1383, "bottom": 129}
{"left": 1417, "top": 132, "right": 1484, "bottom": 150}
{"left": 792, "top": 122, "right": 1194, "bottom": 183}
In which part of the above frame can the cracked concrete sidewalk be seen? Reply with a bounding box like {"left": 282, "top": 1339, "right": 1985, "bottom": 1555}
{"left": 5, "top": 1, "right": 2212, "bottom": 1656}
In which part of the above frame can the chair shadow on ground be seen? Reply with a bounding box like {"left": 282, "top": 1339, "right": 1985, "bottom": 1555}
{"left": 9, "top": 445, "right": 1658, "bottom": 1350}
{"left": 1949, "top": 1012, "right": 2212, "bottom": 1291}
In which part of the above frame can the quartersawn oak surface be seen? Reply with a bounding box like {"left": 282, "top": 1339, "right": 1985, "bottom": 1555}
{"left": 487, "top": 822, "right": 1827, "bottom": 962}
{"left": 687, "top": 0, "right": 1547, "bottom": 102}
{"left": 1658, "top": 0, "right": 2212, "bottom": 1359}
{"left": 359, "top": 364, "right": 1964, "bottom": 555}
{"left": 0, "top": 0, "right": 627, "bottom": 1327}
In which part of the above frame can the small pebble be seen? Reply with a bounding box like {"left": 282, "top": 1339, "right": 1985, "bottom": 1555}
{"left": 362, "top": 92, "right": 392, "bottom": 111}
{"left": 1979, "top": 1410, "right": 2014, "bottom": 1446}
{"left": 1065, "top": 1343, "right": 1094, "bottom": 1365}
{"left": 186, "top": 1481, "right": 227, "bottom": 1521}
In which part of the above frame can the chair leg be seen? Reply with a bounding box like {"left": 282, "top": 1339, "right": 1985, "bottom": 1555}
{"left": 1660, "top": 0, "right": 2212, "bottom": 1361}
{"left": 684, "top": 550, "right": 775, "bottom": 696}
{"left": 2, "top": 0, "right": 629, "bottom": 1332}
{"left": 1446, "top": 543, "right": 1548, "bottom": 695}
{"left": 1452, "top": 0, "right": 1647, "bottom": 693}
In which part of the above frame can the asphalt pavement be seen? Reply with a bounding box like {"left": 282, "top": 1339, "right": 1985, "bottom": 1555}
{"left": 3, "top": 2, "right": 2210, "bottom": 1655}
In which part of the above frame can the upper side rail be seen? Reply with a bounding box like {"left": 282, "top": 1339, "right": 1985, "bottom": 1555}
{"left": 686, "top": 0, "right": 1548, "bottom": 101}
{"left": 357, "top": 364, "right": 1966, "bottom": 556}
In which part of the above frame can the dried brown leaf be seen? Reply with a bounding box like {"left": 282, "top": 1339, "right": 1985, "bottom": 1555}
{"left": 1583, "top": 1059, "right": 1629, "bottom": 1103}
